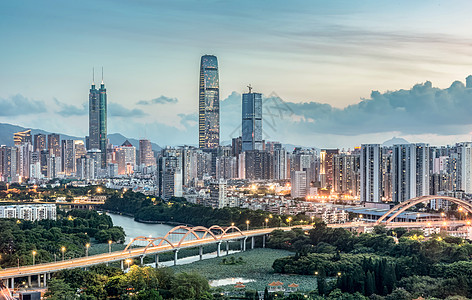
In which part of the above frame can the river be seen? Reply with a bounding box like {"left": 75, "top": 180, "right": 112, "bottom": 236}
{"left": 107, "top": 212, "right": 239, "bottom": 266}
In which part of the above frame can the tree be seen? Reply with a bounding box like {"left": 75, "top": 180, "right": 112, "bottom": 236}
{"left": 44, "top": 278, "right": 77, "bottom": 299}
{"left": 365, "top": 271, "right": 375, "bottom": 296}
{"left": 171, "top": 272, "right": 210, "bottom": 300}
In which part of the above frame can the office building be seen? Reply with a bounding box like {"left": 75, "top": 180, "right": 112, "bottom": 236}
{"left": 14, "top": 129, "right": 32, "bottom": 146}
{"left": 198, "top": 55, "right": 220, "bottom": 149}
{"left": 62, "top": 140, "right": 76, "bottom": 176}
{"left": 320, "top": 149, "right": 339, "bottom": 189}
{"left": 116, "top": 140, "right": 136, "bottom": 175}
{"left": 242, "top": 88, "right": 263, "bottom": 152}
{"left": 88, "top": 71, "right": 107, "bottom": 168}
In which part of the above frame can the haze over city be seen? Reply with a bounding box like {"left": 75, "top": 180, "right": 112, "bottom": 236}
{"left": 2, "top": 0, "right": 472, "bottom": 147}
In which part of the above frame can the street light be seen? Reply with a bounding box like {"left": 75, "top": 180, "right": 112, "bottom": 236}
{"left": 108, "top": 240, "right": 112, "bottom": 253}
{"left": 85, "top": 243, "right": 90, "bottom": 257}
{"left": 246, "top": 220, "right": 250, "bottom": 231}
{"left": 32, "top": 250, "right": 36, "bottom": 266}
{"left": 311, "top": 216, "right": 314, "bottom": 224}
{"left": 125, "top": 258, "right": 132, "bottom": 270}
{"left": 61, "top": 247, "right": 66, "bottom": 261}
{"left": 287, "top": 217, "right": 292, "bottom": 227}
{"left": 265, "top": 218, "right": 269, "bottom": 229}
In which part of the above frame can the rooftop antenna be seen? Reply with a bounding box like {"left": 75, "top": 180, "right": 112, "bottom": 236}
{"left": 101, "top": 67, "right": 104, "bottom": 84}
{"left": 247, "top": 84, "right": 252, "bottom": 93}
{"left": 92, "top": 67, "right": 95, "bottom": 84}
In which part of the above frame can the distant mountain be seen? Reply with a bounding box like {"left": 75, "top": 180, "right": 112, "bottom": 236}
{"left": 108, "top": 133, "right": 161, "bottom": 151}
{"left": 382, "top": 137, "right": 409, "bottom": 147}
{"left": 0, "top": 123, "right": 161, "bottom": 151}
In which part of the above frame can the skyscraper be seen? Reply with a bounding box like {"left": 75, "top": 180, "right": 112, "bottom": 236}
{"left": 33, "top": 134, "right": 47, "bottom": 152}
{"left": 360, "top": 144, "right": 382, "bottom": 203}
{"left": 14, "top": 129, "right": 32, "bottom": 146}
{"left": 88, "top": 69, "right": 107, "bottom": 168}
{"left": 242, "top": 87, "right": 263, "bottom": 152}
{"left": 198, "top": 55, "right": 220, "bottom": 149}
{"left": 139, "top": 139, "right": 156, "bottom": 167}
{"left": 47, "top": 133, "right": 61, "bottom": 158}
{"left": 392, "top": 143, "right": 430, "bottom": 203}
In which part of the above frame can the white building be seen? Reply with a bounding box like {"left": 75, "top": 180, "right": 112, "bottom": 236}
{"left": 392, "top": 143, "right": 430, "bottom": 203}
{"left": 0, "top": 204, "right": 56, "bottom": 221}
{"left": 291, "top": 170, "right": 307, "bottom": 198}
{"left": 360, "top": 144, "right": 382, "bottom": 203}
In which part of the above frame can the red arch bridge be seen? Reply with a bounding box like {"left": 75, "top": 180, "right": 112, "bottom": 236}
{"left": 0, "top": 224, "right": 312, "bottom": 290}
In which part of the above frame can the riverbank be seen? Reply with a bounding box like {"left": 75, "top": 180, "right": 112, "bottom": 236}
{"left": 171, "top": 248, "right": 317, "bottom": 292}
{"left": 101, "top": 209, "right": 194, "bottom": 227}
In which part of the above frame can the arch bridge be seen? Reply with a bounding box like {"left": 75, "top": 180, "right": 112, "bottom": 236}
{"left": 376, "top": 195, "right": 472, "bottom": 224}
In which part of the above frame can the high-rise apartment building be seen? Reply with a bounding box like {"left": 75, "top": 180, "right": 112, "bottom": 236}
{"left": 47, "top": 133, "right": 61, "bottom": 158}
{"left": 360, "top": 144, "right": 382, "bottom": 203}
{"left": 242, "top": 89, "right": 263, "bottom": 152}
{"left": 116, "top": 140, "right": 136, "bottom": 175}
{"left": 88, "top": 71, "right": 107, "bottom": 168}
{"left": 198, "top": 55, "right": 220, "bottom": 149}
{"left": 320, "top": 149, "right": 339, "bottom": 189}
{"left": 291, "top": 170, "right": 307, "bottom": 198}
{"left": 33, "top": 134, "right": 47, "bottom": 152}
{"left": 62, "top": 140, "right": 76, "bottom": 175}
{"left": 139, "top": 139, "right": 156, "bottom": 167}
{"left": 392, "top": 143, "right": 430, "bottom": 203}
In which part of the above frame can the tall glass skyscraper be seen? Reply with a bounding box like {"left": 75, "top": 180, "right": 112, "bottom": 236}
{"left": 199, "top": 55, "right": 220, "bottom": 149}
{"left": 88, "top": 72, "right": 107, "bottom": 168}
{"left": 242, "top": 89, "right": 263, "bottom": 152}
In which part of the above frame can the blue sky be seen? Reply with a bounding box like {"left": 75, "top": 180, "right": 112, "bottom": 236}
{"left": 1, "top": 0, "right": 472, "bottom": 148}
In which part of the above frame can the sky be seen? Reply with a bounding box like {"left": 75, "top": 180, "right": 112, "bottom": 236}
{"left": 1, "top": 0, "right": 472, "bottom": 148}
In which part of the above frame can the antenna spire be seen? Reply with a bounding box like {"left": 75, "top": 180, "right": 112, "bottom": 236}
{"left": 92, "top": 67, "right": 95, "bottom": 85}
{"left": 247, "top": 84, "right": 253, "bottom": 93}
{"left": 101, "top": 67, "right": 104, "bottom": 84}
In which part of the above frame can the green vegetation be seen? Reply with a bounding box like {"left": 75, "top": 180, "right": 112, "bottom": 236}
{"left": 0, "top": 210, "right": 124, "bottom": 268}
{"left": 102, "top": 190, "right": 310, "bottom": 228}
{"left": 270, "top": 222, "right": 472, "bottom": 299}
{"left": 45, "top": 264, "right": 211, "bottom": 300}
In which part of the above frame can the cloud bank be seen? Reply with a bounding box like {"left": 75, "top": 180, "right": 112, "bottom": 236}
{"left": 137, "top": 96, "right": 178, "bottom": 105}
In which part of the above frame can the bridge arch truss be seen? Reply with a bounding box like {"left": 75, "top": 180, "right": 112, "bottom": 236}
{"left": 376, "top": 195, "right": 472, "bottom": 224}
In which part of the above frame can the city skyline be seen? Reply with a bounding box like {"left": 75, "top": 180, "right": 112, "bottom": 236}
{"left": 2, "top": 1, "right": 472, "bottom": 148}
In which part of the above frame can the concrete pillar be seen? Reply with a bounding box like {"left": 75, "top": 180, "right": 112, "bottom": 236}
{"left": 37, "top": 274, "right": 41, "bottom": 287}
{"left": 28, "top": 276, "right": 31, "bottom": 287}
{"left": 173, "top": 249, "right": 179, "bottom": 266}
{"left": 217, "top": 242, "right": 221, "bottom": 257}
{"left": 121, "top": 260, "right": 124, "bottom": 270}
{"left": 155, "top": 254, "right": 159, "bottom": 268}
{"left": 263, "top": 234, "right": 266, "bottom": 248}
{"left": 140, "top": 255, "right": 144, "bottom": 265}
{"left": 47, "top": 273, "right": 51, "bottom": 280}
{"left": 243, "top": 238, "right": 247, "bottom": 252}
{"left": 251, "top": 236, "right": 255, "bottom": 250}
{"left": 43, "top": 273, "right": 47, "bottom": 287}
{"left": 10, "top": 278, "right": 14, "bottom": 290}
{"left": 226, "top": 241, "right": 229, "bottom": 255}
{"left": 199, "top": 245, "right": 203, "bottom": 260}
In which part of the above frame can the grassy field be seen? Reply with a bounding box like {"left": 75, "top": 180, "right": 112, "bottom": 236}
{"left": 171, "top": 248, "right": 317, "bottom": 292}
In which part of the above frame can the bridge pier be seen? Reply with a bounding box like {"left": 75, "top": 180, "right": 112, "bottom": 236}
{"left": 43, "top": 273, "right": 47, "bottom": 287}
{"left": 121, "top": 260, "right": 124, "bottom": 270}
{"left": 155, "top": 254, "right": 159, "bottom": 268}
{"left": 28, "top": 276, "right": 31, "bottom": 287}
{"left": 173, "top": 249, "right": 179, "bottom": 266}
{"left": 10, "top": 277, "right": 14, "bottom": 289}
{"left": 217, "top": 242, "right": 221, "bottom": 257}
{"left": 251, "top": 236, "right": 255, "bottom": 250}
{"left": 140, "top": 255, "right": 144, "bottom": 265}
{"left": 199, "top": 245, "right": 203, "bottom": 260}
{"left": 243, "top": 237, "right": 247, "bottom": 252}
{"left": 37, "top": 274, "right": 41, "bottom": 287}
{"left": 226, "top": 240, "right": 229, "bottom": 255}
{"left": 263, "top": 234, "right": 266, "bottom": 248}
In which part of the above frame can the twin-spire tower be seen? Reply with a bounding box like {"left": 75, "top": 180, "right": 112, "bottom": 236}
{"left": 88, "top": 67, "right": 107, "bottom": 168}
